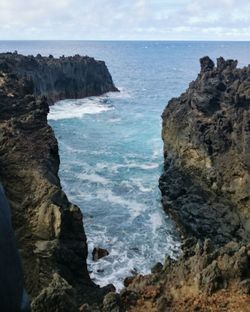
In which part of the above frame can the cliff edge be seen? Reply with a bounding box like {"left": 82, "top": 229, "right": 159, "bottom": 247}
{"left": 0, "top": 52, "right": 118, "bottom": 311}
{"left": 0, "top": 52, "right": 118, "bottom": 104}
{"left": 160, "top": 56, "right": 250, "bottom": 245}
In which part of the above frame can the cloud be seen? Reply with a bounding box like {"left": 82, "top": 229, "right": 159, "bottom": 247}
{"left": 0, "top": 0, "right": 72, "bottom": 23}
{"left": 0, "top": 0, "right": 249, "bottom": 40}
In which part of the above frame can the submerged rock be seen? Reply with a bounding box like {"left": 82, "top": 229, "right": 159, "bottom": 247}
{"left": 123, "top": 276, "right": 135, "bottom": 287}
{"left": 92, "top": 247, "right": 110, "bottom": 261}
{"left": 151, "top": 262, "right": 163, "bottom": 274}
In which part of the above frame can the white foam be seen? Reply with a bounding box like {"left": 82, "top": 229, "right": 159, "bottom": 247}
{"left": 60, "top": 143, "right": 86, "bottom": 154}
{"left": 108, "top": 117, "right": 121, "bottom": 123}
{"left": 129, "top": 178, "right": 152, "bottom": 193}
{"left": 96, "top": 189, "right": 146, "bottom": 219}
{"left": 97, "top": 161, "right": 159, "bottom": 173}
{"left": 48, "top": 87, "right": 131, "bottom": 121}
{"left": 88, "top": 243, "right": 146, "bottom": 290}
{"left": 149, "top": 212, "right": 164, "bottom": 233}
{"left": 48, "top": 98, "right": 113, "bottom": 121}
{"left": 138, "top": 163, "right": 159, "bottom": 170}
{"left": 77, "top": 173, "right": 110, "bottom": 186}
{"left": 152, "top": 148, "right": 161, "bottom": 159}
{"left": 75, "top": 191, "right": 95, "bottom": 202}
{"left": 106, "top": 87, "right": 131, "bottom": 99}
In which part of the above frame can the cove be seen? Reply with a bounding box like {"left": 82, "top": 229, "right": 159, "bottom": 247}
{"left": 45, "top": 41, "right": 250, "bottom": 290}
{"left": 48, "top": 92, "right": 180, "bottom": 289}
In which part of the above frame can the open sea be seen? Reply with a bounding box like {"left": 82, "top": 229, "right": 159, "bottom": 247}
{"left": 1, "top": 41, "right": 249, "bottom": 289}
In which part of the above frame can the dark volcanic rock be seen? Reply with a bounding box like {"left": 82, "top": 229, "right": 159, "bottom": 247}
{"left": 0, "top": 53, "right": 118, "bottom": 311}
{"left": 31, "top": 273, "right": 77, "bottom": 312}
{"left": 0, "top": 52, "right": 118, "bottom": 104}
{"left": 92, "top": 247, "right": 109, "bottom": 261}
{"left": 160, "top": 56, "right": 250, "bottom": 246}
{"left": 121, "top": 239, "right": 250, "bottom": 311}
{"left": 102, "top": 292, "right": 122, "bottom": 312}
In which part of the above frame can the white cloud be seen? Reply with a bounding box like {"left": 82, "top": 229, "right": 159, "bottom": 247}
{"left": 0, "top": 0, "right": 72, "bottom": 22}
{"left": 0, "top": 0, "right": 249, "bottom": 40}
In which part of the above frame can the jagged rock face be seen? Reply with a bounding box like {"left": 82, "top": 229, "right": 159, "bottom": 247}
{"left": 0, "top": 52, "right": 118, "bottom": 104}
{"left": 0, "top": 53, "right": 118, "bottom": 311}
{"left": 118, "top": 239, "right": 250, "bottom": 312}
{"left": 160, "top": 57, "right": 250, "bottom": 245}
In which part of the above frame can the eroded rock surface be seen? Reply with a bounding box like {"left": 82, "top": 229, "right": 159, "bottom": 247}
{"left": 0, "top": 53, "right": 118, "bottom": 311}
{"left": 160, "top": 56, "right": 250, "bottom": 245}
{"left": 118, "top": 239, "right": 250, "bottom": 312}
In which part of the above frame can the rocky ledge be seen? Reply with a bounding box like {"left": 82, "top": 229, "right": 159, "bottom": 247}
{"left": 0, "top": 52, "right": 117, "bottom": 311}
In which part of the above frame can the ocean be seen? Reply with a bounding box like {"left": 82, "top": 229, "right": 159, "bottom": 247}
{"left": 1, "top": 41, "right": 249, "bottom": 289}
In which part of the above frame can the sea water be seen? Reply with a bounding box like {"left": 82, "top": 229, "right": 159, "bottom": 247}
{"left": 1, "top": 41, "right": 249, "bottom": 289}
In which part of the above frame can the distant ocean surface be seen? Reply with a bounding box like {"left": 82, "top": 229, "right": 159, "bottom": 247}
{"left": 1, "top": 41, "right": 249, "bottom": 289}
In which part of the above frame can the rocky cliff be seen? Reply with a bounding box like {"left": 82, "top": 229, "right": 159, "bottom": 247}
{"left": 160, "top": 56, "right": 250, "bottom": 245}
{"left": 0, "top": 52, "right": 117, "bottom": 311}
{"left": 103, "top": 57, "right": 250, "bottom": 312}
{"left": 1, "top": 52, "right": 249, "bottom": 312}
{"left": 0, "top": 52, "right": 118, "bottom": 104}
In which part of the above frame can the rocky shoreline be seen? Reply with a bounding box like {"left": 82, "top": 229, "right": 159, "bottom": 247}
{"left": 0, "top": 53, "right": 249, "bottom": 311}
{"left": 0, "top": 52, "right": 118, "bottom": 311}
{"left": 112, "top": 57, "right": 250, "bottom": 312}
{"left": 159, "top": 56, "right": 250, "bottom": 246}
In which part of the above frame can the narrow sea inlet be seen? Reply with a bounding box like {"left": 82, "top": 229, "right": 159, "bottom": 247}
{"left": 48, "top": 91, "right": 180, "bottom": 289}
{"left": 43, "top": 40, "right": 250, "bottom": 290}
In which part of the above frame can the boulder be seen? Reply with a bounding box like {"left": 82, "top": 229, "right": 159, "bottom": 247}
{"left": 92, "top": 247, "right": 109, "bottom": 261}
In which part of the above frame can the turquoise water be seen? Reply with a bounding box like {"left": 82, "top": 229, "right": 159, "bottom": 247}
{"left": 1, "top": 41, "right": 250, "bottom": 289}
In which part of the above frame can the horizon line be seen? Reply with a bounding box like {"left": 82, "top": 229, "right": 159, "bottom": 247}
{"left": 0, "top": 39, "right": 250, "bottom": 42}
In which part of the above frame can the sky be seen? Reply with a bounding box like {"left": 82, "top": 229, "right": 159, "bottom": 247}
{"left": 0, "top": 0, "right": 249, "bottom": 40}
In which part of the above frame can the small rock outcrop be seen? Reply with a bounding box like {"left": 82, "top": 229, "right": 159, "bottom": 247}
{"left": 92, "top": 247, "right": 109, "bottom": 261}
{"left": 0, "top": 53, "right": 118, "bottom": 311}
{"left": 160, "top": 56, "right": 250, "bottom": 245}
